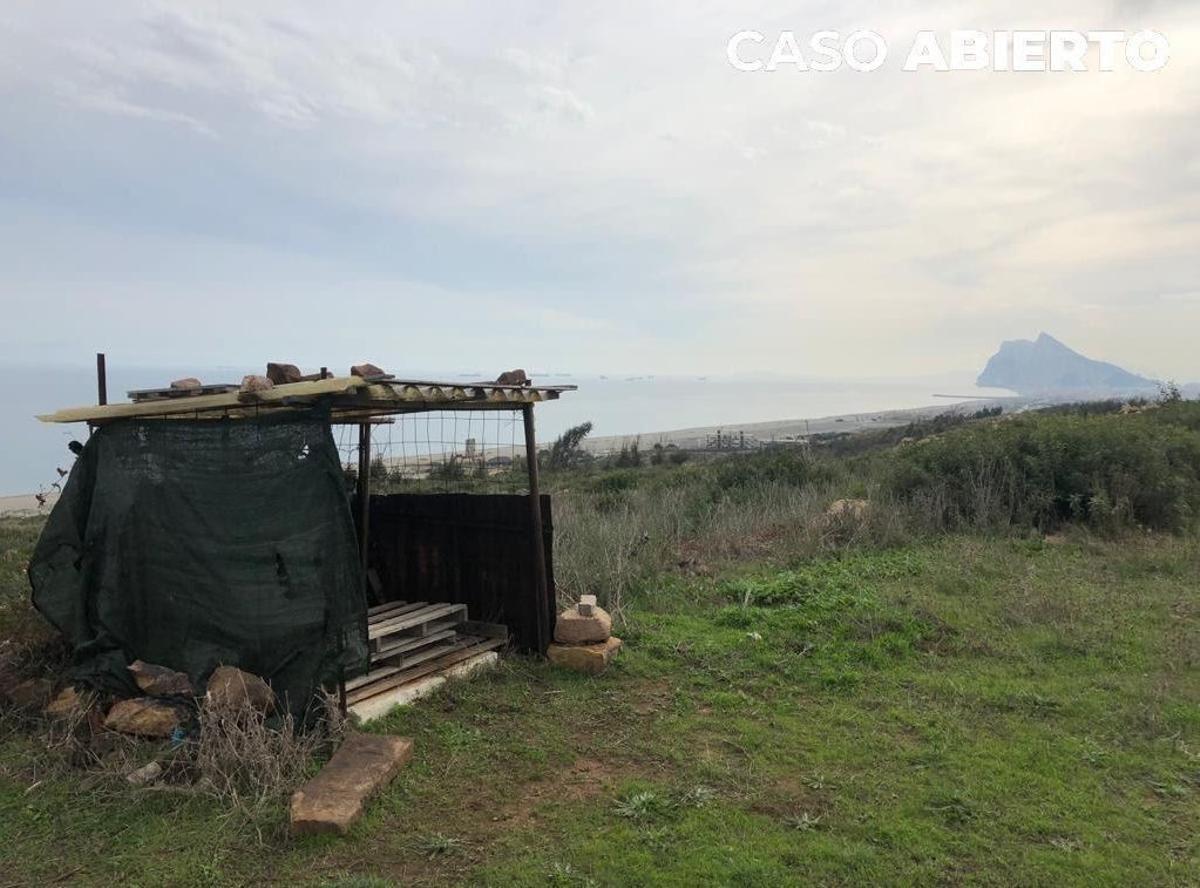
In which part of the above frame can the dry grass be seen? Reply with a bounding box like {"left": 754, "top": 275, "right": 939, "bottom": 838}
{"left": 552, "top": 474, "right": 915, "bottom": 620}
{"left": 194, "top": 690, "right": 346, "bottom": 820}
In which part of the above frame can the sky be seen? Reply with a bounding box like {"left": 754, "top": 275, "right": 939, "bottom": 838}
{"left": 0, "top": 1, "right": 1197, "bottom": 382}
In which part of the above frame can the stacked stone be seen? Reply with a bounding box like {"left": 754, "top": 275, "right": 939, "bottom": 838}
{"left": 546, "top": 595, "right": 622, "bottom": 674}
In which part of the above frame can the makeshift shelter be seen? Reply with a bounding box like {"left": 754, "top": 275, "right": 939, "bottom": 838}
{"left": 31, "top": 361, "right": 575, "bottom": 718}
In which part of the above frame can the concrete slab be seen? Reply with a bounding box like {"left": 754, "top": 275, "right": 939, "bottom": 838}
{"left": 290, "top": 732, "right": 414, "bottom": 835}
{"left": 348, "top": 650, "right": 499, "bottom": 724}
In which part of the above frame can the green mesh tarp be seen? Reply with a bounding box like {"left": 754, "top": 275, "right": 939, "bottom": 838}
{"left": 28, "top": 417, "right": 368, "bottom": 716}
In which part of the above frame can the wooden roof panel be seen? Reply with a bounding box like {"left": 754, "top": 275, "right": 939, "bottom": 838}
{"left": 37, "top": 376, "right": 575, "bottom": 424}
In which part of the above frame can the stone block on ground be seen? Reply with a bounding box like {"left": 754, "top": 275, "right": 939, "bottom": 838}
{"left": 126, "top": 761, "right": 163, "bottom": 786}
{"left": 104, "top": 698, "right": 185, "bottom": 737}
{"left": 206, "top": 666, "right": 275, "bottom": 713}
{"left": 45, "top": 685, "right": 93, "bottom": 720}
{"left": 290, "top": 732, "right": 414, "bottom": 835}
{"left": 547, "top": 637, "right": 623, "bottom": 675}
{"left": 554, "top": 605, "right": 612, "bottom": 644}
{"left": 129, "top": 660, "right": 194, "bottom": 697}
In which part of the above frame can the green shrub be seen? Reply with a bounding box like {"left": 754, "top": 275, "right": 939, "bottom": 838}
{"left": 712, "top": 449, "right": 835, "bottom": 492}
{"left": 887, "top": 406, "right": 1200, "bottom": 532}
{"left": 588, "top": 470, "right": 640, "bottom": 494}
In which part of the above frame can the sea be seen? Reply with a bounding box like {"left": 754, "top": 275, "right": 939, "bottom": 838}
{"left": 0, "top": 362, "right": 1013, "bottom": 496}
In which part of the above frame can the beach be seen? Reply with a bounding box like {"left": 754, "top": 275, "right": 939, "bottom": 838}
{"left": 0, "top": 493, "right": 58, "bottom": 516}
{"left": 580, "top": 399, "right": 1004, "bottom": 454}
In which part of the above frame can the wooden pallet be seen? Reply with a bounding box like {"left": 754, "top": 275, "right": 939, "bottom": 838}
{"left": 367, "top": 601, "right": 469, "bottom": 663}
{"left": 346, "top": 635, "right": 506, "bottom": 707}
{"left": 353, "top": 600, "right": 508, "bottom": 708}
{"left": 369, "top": 602, "right": 467, "bottom": 641}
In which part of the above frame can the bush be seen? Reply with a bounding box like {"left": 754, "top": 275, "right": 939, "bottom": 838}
{"left": 886, "top": 406, "right": 1200, "bottom": 532}
{"left": 589, "top": 470, "right": 641, "bottom": 494}
{"left": 195, "top": 690, "right": 344, "bottom": 819}
{"left": 713, "top": 449, "right": 836, "bottom": 492}
{"left": 613, "top": 440, "right": 643, "bottom": 468}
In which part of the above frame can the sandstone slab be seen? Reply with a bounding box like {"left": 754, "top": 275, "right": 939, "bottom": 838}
{"left": 104, "top": 698, "right": 184, "bottom": 737}
{"left": 554, "top": 605, "right": 612, "bottom": 644}
{"left": 45, "top": 685, "right": 92, "bottom": 720}
{"left": 129, "top": 660, "right": 194, "bottom": 697}
{"left": 547, "top": 637, "right": 623, "bottom": 675}
{"left": 206, "top": 666, "right": 275, "bottom": 713}
{"left": 290, "top": 732, "right": 414, "bottom": 835}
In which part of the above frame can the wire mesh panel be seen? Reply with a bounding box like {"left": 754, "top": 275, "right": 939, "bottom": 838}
{"left": 333, "top": 407, "right": 553, "bottom": 652}
{"left": 334, "top": 409, "right": 531, "bottom": 494}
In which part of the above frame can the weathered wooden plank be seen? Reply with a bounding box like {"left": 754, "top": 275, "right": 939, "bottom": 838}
{"left": 367, "top": 603, "right": 466, "bottom": 640}
{"left": 128, "top": 383, "right": 241, "bottom": 402}
{"left": 379, "top": 633, "right": 472, "bottom": 671}
{"left": 347, "top": 650, "right": 501, "bottom": 722}
{"left": 347, "top": 637, "right": 478, "bottom": 705}
{"left": 366, "top": 600, "right": 426, "bottom": 621}
{"left": 346, "top": 637, "right": 504, "bottom": 706}
{"left": 371, "top": 624, "right": 460, "bottom": 662}
{"left": 38, "top": 376, "right": 368, "bottom": 423}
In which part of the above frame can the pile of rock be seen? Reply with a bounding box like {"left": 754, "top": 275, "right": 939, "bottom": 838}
{"left": 3, "top": 649, "right": 415, "bottom": 835}
{"left": 547, "top": 595, "right": 622, "bottom": 675}
{"left": 24, "top": 661, "right": 276, "bottom": 744}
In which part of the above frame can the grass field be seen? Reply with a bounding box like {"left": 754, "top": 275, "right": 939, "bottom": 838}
{"left": 2, "top": 518, "right": 1197, "bottom": 886}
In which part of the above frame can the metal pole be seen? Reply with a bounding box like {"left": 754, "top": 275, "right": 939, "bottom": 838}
{"left": 522, "top": 404, "right": 551, "bottom": 653}
{"left": 96, "top": 353, "right": 107, "bottom": 406}
{"left": 357, "top": 422, "right": 372, "bottom": 591}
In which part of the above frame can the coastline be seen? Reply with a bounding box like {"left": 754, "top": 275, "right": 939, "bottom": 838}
{"left": 580, "top": 399, "right": 1009, "bottom": 454}
{"left": 0, "top": 399, "right": 1014, "bottom": 513}
{"left": 0, "top": 492, "right": 58, "bottom": 517}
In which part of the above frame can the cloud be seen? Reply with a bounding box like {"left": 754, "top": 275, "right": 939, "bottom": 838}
{"left": 0, "top": 1, "right": 1197, "bottom": 380}
{"left": 55, "top": 81, "right": 217, "bottom": 138}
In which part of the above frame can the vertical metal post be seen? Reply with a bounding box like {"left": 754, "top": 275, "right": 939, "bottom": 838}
{"left": 357, "top": 423, "right": 371, "bottom": 577}
{"left": 96, "top": 353, "right": 107, "bottom": 406}
{"left": 337, "top": 400, "right": 363, "bottom": 720}
{"left": 522, "top": 403, "right": 551, "bottom": 652}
